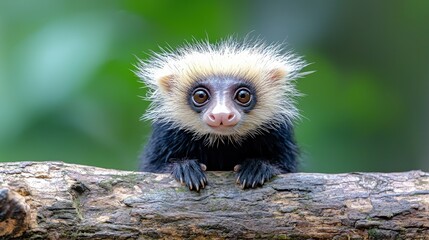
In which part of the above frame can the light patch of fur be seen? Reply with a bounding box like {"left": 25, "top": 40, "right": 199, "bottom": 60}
{"left": 136, "top": 38, "right": 306, "bottom": 146}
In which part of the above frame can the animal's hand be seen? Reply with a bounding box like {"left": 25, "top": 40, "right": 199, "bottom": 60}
{"left": 235, "top": 159, "right": 279, "bottom": 189}
{"left": 171, "top": 159, "right": 208, "bottom": 191}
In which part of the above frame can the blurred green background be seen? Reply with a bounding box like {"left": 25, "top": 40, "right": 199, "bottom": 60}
{"left": 1, "top": 0, "right": 428, "bottom": 172}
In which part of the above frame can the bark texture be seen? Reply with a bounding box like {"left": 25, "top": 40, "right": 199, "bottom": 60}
{"left": 0, "top": 161, "right": 429, "bottom": 239}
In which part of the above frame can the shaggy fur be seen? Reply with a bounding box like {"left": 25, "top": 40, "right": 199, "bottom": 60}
{"left": 136, "top": 38, "right": 306, "bottom": 146}
{"left": 136, "top": 38, "right": 306, "bottom": 190}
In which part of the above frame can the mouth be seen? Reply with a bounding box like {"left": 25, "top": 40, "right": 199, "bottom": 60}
{"left": 207, "top": 124, "right": 236, "bottom": 134}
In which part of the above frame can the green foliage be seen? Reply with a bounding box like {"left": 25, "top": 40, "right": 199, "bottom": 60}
{"left": 0, "top": 1, "right": 428, "bottom": 172}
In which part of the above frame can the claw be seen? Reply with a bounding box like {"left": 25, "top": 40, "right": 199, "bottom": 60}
{"left": 252, "top": 181, "right": 256, "bottom": 188}
{"left": 171, "top": 160, "right": 208, "bottom": 191}
{"left": 234, "top": 164, "right": 241, "bottom": 172}
{"left": 241, "top": 179, "right": 246, "bottom": 189}
{"left": 236, "top": 176, "right": 240, "bottom": 184}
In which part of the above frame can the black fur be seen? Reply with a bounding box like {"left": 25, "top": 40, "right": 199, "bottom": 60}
{"left": 139, "top": 121, "right": 298, "bottom": 190}
{"left": 170, "top": 159, "right": 208, "bottom": 191}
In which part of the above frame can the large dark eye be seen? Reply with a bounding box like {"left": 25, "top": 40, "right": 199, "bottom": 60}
{"left": 235, "top": 88, "right": 252, "bottom": 106}
{"left": 192, "top": 88, "right": 210, "bottom": 106}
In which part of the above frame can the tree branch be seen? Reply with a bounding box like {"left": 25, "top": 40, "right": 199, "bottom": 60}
{"left": 1, "top": 161, "right": 428, "bottom": 239}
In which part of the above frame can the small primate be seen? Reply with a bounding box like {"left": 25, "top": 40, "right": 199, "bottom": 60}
{"left": 136, "top": 38, "right": 306, "bottom": 191}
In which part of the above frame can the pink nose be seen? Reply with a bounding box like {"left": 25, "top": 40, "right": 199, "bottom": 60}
{"left": 205, "top": 112, "right": 240, "bottom": 127}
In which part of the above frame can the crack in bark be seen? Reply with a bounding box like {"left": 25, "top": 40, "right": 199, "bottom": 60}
{"left": 1, "top": 162, "right": 429, "bottom": 239}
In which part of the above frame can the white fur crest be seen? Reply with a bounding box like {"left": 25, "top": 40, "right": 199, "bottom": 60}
{"left": 136, "top": 38, "right": 306, "bottom": 146}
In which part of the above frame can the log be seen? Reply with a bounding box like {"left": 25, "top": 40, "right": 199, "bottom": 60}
{"left": 0, "top": 162, "right": 428, "bottom": 239}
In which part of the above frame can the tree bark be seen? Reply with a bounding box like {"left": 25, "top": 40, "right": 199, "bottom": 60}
{"left": 0, "top": 161, "right": 428, "bottom": 239}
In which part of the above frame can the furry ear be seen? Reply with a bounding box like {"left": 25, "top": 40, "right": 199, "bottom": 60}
{"left": 156, "top": 74, "right": 176, "bottom": 92}
{"left": 268, "top": 68, "right": 288, "bottom": 82}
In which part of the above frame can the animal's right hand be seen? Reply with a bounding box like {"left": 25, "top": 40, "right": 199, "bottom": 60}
{"left": 170, "top": 159, "right": 208, "bottom": 191}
